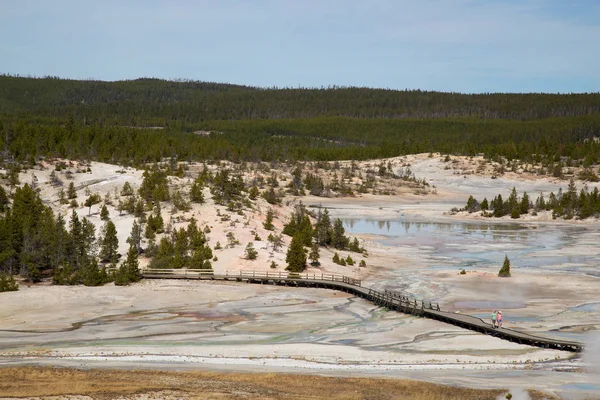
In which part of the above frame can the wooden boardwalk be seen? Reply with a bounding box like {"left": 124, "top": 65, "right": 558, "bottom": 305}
{"left": 142, "top": 269, "right": 583, "bottom": 353}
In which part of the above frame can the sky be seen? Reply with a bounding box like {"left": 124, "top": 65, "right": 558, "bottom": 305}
{"left": 1, "top": 0, "right": 599, "bottom": 93}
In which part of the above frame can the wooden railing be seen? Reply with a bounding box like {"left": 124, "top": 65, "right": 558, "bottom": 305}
{"left": 142, "top": 269, "right": 361, "bottom": 287}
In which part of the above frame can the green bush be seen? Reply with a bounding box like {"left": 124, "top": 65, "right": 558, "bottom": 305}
{"left": 0, "top": 273, "right": 19, "bottom": 292}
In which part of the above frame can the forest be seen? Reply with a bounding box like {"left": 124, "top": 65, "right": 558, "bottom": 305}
{"left": 3, "top": 75, "right": 600, "bottom": 123}
{"left": 1, "top": 75, "right": 600, "bottom": 165}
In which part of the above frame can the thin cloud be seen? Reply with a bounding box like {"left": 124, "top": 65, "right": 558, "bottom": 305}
{"left": 0, "top": 0, "right": 598, "bottom": 92}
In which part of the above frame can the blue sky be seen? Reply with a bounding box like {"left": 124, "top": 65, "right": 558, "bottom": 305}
{"left": 1, "top": 0, "right": 599, "bottom": 93}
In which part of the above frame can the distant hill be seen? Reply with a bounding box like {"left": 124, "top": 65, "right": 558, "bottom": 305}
{"left": 2, "top": 75, "right": 600, "bottom": 126}
{"left": 1, "top": 75, "right": 599, "bottom": 164}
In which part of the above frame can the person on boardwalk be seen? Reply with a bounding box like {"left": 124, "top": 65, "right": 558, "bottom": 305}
{"left": 497, "top": 311, "right": 503, "bottom": 328}
{"left": 491, "top": 310, "right": 497, "bottom": 328}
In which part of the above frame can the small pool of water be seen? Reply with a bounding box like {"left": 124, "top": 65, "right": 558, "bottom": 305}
{"left": 342, "top": 217, "right": 599, "bottom": 274}
{"left": 569, "top": 302, "right": 600, "bottom": 312}
{"left": 561, "top": 382, "right": 600, "bottom": 392}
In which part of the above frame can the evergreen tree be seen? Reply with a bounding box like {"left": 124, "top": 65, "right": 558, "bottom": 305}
{"left": 149, "top": 237, "right": 175, "bottom": 269}
{"left": 332, "top": 252, "right": 340, "bottom": 264}
{"left": 115, "top": 245, "right": 141, "bottom": 285}
{"left": 84, "top": 193, "right": 101, "bottom": 216}
{"left": 263, "top": 208, "right": 275, "bottom": 230}
{"left": 508, "top": 187, "right": 519, "bottom": 218}
{"left": 493, "top": 194, "right": 504, "bottom": 217}
{"left": 100, "top": 204, "right": 109, "bottom": 221}
{"left": 190, "top": 180, "right": 205, "bottom": 203}
{"left": 480, "top": 197, "right": 489, "bottom": 211}
{"left": 331, "top": 219, "right": 349, "bottom": 250}
{"left": 308, "top": 241, "right": 320, "bottom": 266}
{"left": 172, "top": 228, "right": 189, "bottom": 269}
{"left": 0, "top": 186, "right": 8, "bottom": 212}
{"left": 67, "top": 182, "right": 77, "bottom": 199}
{"left": 465, "top": 195, "right": 480, "bottom": 213}
{"left": 314, "top": 208, "right": 332, "bottom": 246}
{"left": 520, "top": 192, "right": 530, "bottom": 214}
{"left": 82, "top": 258, "right": 104, "bottom": 286}
{"left": 121, "top": 181, "right": 134, "bottom": 196}
{"left": 498, "top": 255, "right": 511, "bottom": 277}
{"left": 286, "top": 233, "right": 307, "bottom": 273}
{"left": 283, "top": 203, "right": 313, "bottom": 246}
{"left": 126, "top": 219, "right": 143, "bottom": 254}
{"left": 99, "top": 220, "right": 119, "bottom": 263}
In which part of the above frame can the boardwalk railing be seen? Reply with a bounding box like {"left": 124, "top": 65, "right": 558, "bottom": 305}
{"left": 142, "top": 268, "right": 583, "bottom": 353}
{"left": 142, "top": 269, "right": 361, "bottom": 286}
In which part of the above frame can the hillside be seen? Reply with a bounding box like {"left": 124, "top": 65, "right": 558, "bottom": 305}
{"left": 1, "top": 75, "right": 600, "bottom": 164}
{"left": 2, "top": 75, "right": 600, "bottom": 125}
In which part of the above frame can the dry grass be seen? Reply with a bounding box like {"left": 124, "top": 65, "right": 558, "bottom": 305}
{"left": 0, "top": 366, "right": 510, "bottom": 399}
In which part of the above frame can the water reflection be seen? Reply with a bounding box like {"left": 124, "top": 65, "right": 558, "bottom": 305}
{"left": 342, "top": 217, "right": 599, "bottom": 274}
{"left": 342, "top": 218, "right": 529, "bottom": 240}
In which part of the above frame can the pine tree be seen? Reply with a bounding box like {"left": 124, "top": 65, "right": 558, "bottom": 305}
{"left": 309, "top": 241, "right": 320, "bottom": 266}
{"left": 115, "top": 245, "right": 141, "bottom": 286}
{"left": 480, "top": 197, "right": 489, "bottom": 211}
{"left": 126, "top": 219, "right": 143, "bottom": 254}
{"left": 493, "top": 194, "right": 504, "bottom": 217}
{"left": 332, "top": 252, "right": 340, "bottom": 264}
{"left": 520, "top": 192, "right": 530, "bottom": 214}
{"left": 331, "top": 219, "right": 349, "bottom": 249}
{"left": 67, "top": 182, "right": 77, "bottom": 199}
{"left": 82, "top": 258, "right": 104, "bottom": 286}
{"left": 0, "top": 186, "right": 8, "bottom": 212}
{"left": 190, "top": 180, "right": 205, "bottom": 203}
{"left": 100, "top": 204, "right": 109, "bottom": 221}
{"left": 286, "top": 233, "right": 307, "bottom": 273}
{"left": 172, "top": 228, "right": 189, "bottom": 269}
{"left": 99, "top": 220, "right": 119, "bottom": 263}
{"left": 498, "top": 255, "right": 511, "bottom": 277}
{"left": 263, "top": 208, "right": 275, "bottom": 230}
{"left": 84, "top": 193, "right": 101, "bottom": 216}
{"left": 314, "top": 208, "right": 332, "bottom": 246}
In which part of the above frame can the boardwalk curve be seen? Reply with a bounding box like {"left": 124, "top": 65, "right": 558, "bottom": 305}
{"left": 142, "top": 269, "right": 583, "bottom": 353}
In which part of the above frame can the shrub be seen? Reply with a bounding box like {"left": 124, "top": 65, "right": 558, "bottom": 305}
{"left": 0, "top": 273, "right": 19, "bottom": 292}
{"left": 244, "top": 243, "right": 258, "bottom": 260}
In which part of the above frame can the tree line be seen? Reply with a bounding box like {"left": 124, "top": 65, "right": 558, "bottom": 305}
{"left": 2, "top": 114, "right": 600, "bottom": 166}
{"left": 2, "top": 75, "right": 599, "bottom": 125}
{"left": 463, "top": 181, "right": 600, "bottom": 220}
